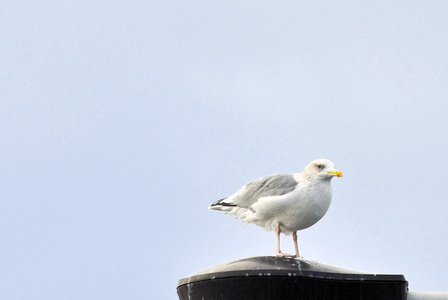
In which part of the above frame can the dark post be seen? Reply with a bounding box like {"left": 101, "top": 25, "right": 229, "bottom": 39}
{"left": 177, "top": 256, "right": 408, "bottom": 300}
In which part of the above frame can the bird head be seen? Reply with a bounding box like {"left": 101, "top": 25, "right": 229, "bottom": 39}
{"left": 304, "top": 159, "right": 343, "bottom": 180}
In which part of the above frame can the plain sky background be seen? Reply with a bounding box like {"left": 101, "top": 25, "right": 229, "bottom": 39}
{"left": 1, "top": 1, "right": 448, "bottom": 299}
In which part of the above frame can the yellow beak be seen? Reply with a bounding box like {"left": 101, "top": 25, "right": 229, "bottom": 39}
{"left": 328, "top": 170, "right": 343, "bottom": 177}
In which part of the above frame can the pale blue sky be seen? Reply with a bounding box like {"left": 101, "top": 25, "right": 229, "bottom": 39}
{"left": 1, "top": 1, "right": 448, "bottom": 299}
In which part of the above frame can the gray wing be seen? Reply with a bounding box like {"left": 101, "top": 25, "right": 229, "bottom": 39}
{"left": 211, "top": 174, "right": 299, "bottom": 210}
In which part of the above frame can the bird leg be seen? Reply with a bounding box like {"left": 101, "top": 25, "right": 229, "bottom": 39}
{"left": 293, "top": 231, "right": 300, "bottom": 258}
{"left": 275, "top": 226, "right": 296, "bottom": 257}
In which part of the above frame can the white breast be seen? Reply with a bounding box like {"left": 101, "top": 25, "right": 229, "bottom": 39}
{"left": 246, "top": 181, "right": 333, "bottom": 234}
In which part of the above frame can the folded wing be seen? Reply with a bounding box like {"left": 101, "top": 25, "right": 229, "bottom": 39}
{"left": 209, "top": 174, "right": 299, "bottom": 212}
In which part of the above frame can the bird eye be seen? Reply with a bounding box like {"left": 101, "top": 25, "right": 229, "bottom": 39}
{"left": 316, "top": 164, "right": 324, "bottom": 170}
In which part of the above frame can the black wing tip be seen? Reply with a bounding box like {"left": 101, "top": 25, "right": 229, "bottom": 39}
{"left": 208, "top": 198, "right": 237, "bottom": 210}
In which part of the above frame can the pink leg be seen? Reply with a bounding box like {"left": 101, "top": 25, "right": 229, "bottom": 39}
{"left": 275, "top": 226, "right": 282, "bottom": 255}
{"left": 275, "top": 226, "right": 296, "bottom": 257}
{"left": 293, "top": 231, "right": 300, "bottom": 258}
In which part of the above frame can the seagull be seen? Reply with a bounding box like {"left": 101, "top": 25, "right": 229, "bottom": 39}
{"left": 209, "top": 159, "right": 342, "bottom": 258}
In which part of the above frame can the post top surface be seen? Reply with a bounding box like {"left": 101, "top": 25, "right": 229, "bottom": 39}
{"left": 178, "top": 256, "right": 407, "bottom": 287}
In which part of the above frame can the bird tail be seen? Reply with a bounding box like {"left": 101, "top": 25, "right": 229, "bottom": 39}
{"left": 208, "top": 198, "right": 237, "bottom": 211}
